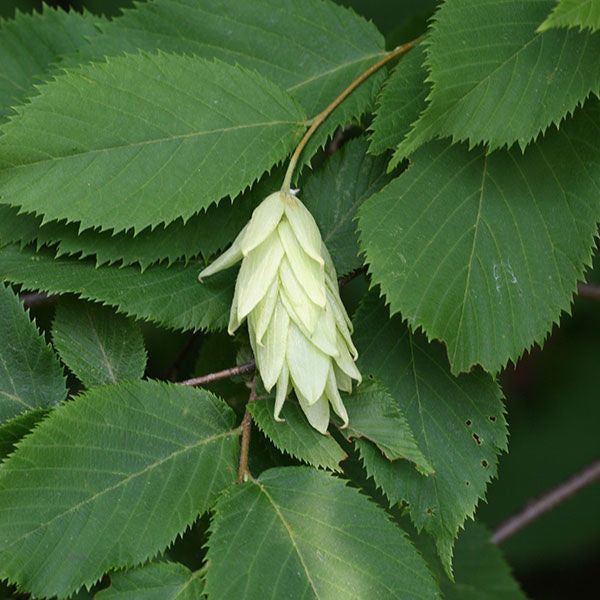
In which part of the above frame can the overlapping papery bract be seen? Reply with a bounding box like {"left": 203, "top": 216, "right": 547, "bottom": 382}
{"left": 199, "top": 190, "right": 361, "bottom": 433}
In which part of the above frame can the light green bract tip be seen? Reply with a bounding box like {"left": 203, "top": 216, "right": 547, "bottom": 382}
{"left": 199, "top": 190, "right": 361, "bottom": 434}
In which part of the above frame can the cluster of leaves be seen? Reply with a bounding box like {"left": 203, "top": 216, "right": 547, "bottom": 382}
{"left": 0, "top": 0, "right": 598, "bottom": 597}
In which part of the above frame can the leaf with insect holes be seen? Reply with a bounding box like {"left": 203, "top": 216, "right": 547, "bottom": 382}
{"left": 353, "top": 293, "right": 507, "bottom": 576}
{"left": 0, "top": 380, "right": 238, "bottom": 598}
{"left": 0, "top": 53, "right": 305, "bottom": 233}
{"left": 96, "top": 561, "right": 204, "bottom": 600}
{"left": 70, "top": 0, "right": 387, "bottom": 162}
{"left": 360, "top": 99, "right": 600, "bottom": 375}
{"left": 52, "top": 299, "right": 147, "bottom": 387}
{"left": 206, "top": 467, "right": 441, "bottom": 599}
{"left": 394, "top": 0, "right": 600, "bottom": 160}
{"left": 0, "top": 244, "right": 234, "bottom": 333}
{"left": 0, "top": 7, "right": 104, "bottom": 123}
{"left": 0, "top": 284, "right": 66, "bottom": 424}
{"left": 249, "top": 397, "right": 346, "bottom": 471}
{"left": 538, "top": 0, "right": 600, "bottom": 32}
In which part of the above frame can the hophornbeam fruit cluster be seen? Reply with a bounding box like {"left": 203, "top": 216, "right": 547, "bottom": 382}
{"left": 199, "top": 190, "right": 361, "bottom": 433}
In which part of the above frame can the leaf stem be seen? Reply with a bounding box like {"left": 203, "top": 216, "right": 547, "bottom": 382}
{"left": 181, "top": 360, "right": 256, "bottom": 387}
{"left": 237, "top": 378, "right": 257, "bottom": 484}
{"left": 281, "top": 39, "right": 419, "bottom": 192}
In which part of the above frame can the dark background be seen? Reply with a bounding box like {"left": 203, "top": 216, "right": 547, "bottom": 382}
{"left": 2, "top": 1, "right": 598, "bottom": 598}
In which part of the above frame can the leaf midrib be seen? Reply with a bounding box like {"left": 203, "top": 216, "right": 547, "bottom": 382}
{"left": 0, "top": 120, "right": 303, "bottom": 172}
{"left": 0, "top": 426, "right": 239, "bottom": 551}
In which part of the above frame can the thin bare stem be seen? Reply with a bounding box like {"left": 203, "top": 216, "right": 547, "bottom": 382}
{"left": 492, "top": 459, "right": 600, "bottom": 544}
{"left": 180, "top": 361, "right": 255, "bottom": 387}
{"left": 281, "top": 39, "right": 419, "bottom": 192}
{"left": 578, "top": 283, "right": 600, "bottom": 300}
{"left": 237, "top": 379, "right": 257, "bottom": 484}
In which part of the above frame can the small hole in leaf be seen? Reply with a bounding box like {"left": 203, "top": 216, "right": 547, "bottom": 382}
{"left": 465, "top": 419, "right": 472, "bottom": 427}
{"left": 426, "top": 507, "right": 435, "bottom": 516}
{"left": 481, "top": 459, "right": 489, "bottom": 468}
{"left": 368, "top": 374, "right": 374, "bottom": 380}
{"left": 489, "top": 415, "right": 496, "bottom": 422}
{"left": 465, "top": 481, "right": 470, "bottom": 486}
{"left": 472, "top": 433, "right": 482, "bottom": 445}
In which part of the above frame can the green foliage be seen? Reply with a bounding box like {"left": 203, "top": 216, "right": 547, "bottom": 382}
{"left": 342, "top": 381, "right": 433, "bottom": 474}
{"left": 249, "top": 397, "right": 346, "bottom": 471}
{"left": 0, "top": 244, "right": 234, "bottom": 332}
{"left": 0, "top": 380, "right": 238, "bottom": 598}
{"left": 206, "top": 467, "right": 441, "bottom": 599}
{"left": 303, "top": 138, "right": 393, "bottom": 275}
{"left": 0, "top": 0, "right": 596, "bottom": 595}
{"left": 0, "top": 284, "right": 66, "bottom": 423}
{"left": 0, "top": 7, "right": 103, "bottom": 122}
{"left": 416, "top": 522, "right": 528, "bottom": 600}
{"left": 96, "top": 561, "right": 203, "bottom": 599}
{"left": 353, "top": 294, "right": 507, "bottom": 574}
{"left": 0, "top": 409, "right": 47, "bottom": 460}
{"left": 52, "top": 299, "right": 147, "bottom": 387}
{"left": 71, "top": 0, "right": 386, "bottom": 160}
{"left": 360, "top": 99, "right": 600, "bottom": 374}
{"left": 369, "top": 43, "right": 429, "bottom": 155}
{"left": 394, "top": 0, "right": 600, "bottom": 159}
{"left": 539, "top": 0, "right": 600, "bottom": 32}
{"left": 0, "top": 53, "right": 305, "bottom": 233}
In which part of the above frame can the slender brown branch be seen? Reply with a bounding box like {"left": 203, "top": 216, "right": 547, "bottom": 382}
{"left": 281, "top": 38, "right": 419, "bottom": 191}
{"left": 180, "top": 360, "right": 255, "bottom": 387}
{"left": 21, "top": 292, "right": 54, "bottom": 308}
{"left": 237, "top": 378, "right": 257, "bottom": 484}
{"left": 492, "top": 459, "right": 600, "bottom": 545}
{"left": 577, "top": 283, "right": 600, "bottom": 300}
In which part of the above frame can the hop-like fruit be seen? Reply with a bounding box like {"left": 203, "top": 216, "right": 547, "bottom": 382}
{"left": 199, "top": 190, "right": 361, "bottom": 433}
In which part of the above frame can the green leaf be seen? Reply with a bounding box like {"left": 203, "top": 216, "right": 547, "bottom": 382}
{"left": 0, "top": 409, "right": 47, "bottom": 461}
{"left": 302, "top": 137, "right": 393, "bottom": 276}
{"left": 0, "top": 53, "right": 305, "bottom": 233}
{"left": 0, "top": 380, "right": 238, "bottom": 598}
{"left": 0, "top": 7, "right": 103, "bottom": 122}
{"left": 342, "top": 381, "right": 433, "bottom": 475}
{"left": 353, "top": 293, "right": 507, "bottom": 575}
{"left": 205, "top": 466, "right": 440, "bottom": 599}
{"left": 52, "top": 299, "right": 146, "bottom": 387}
{"left": 539, "top": 0, "right": 600, "bottom": 32}
{"left": 440, "top": 523, "right": 528, "bottom": 600}
{"left": 71, "top": 0, "right": 386, "bottom": 159}
{"left": 395, "top": 0, "right": 600, "bottom": 158}
{"left": 360, "top": 99, "right": 600, "bottom": 375}
{"left": 413, "top": 521, "right": 528, "bottom": 600}
{"left": 369, "top": 43, "right": 429, "bottom": 155}
{"left": 0, "top": 284, "right": 66, "bottom": 423}
{"left": 249, "top": 397, "right": 346, "bottom": 471}
{"left": 0, "top": 244, "right": 234, "bottom": 333}
{"left": 96, "top": 561, "right": 203, "bottom": 600}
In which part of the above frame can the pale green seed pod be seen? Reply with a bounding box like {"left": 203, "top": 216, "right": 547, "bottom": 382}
{"left": 199, "top": 190, "right": 361, "bottom": 433}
